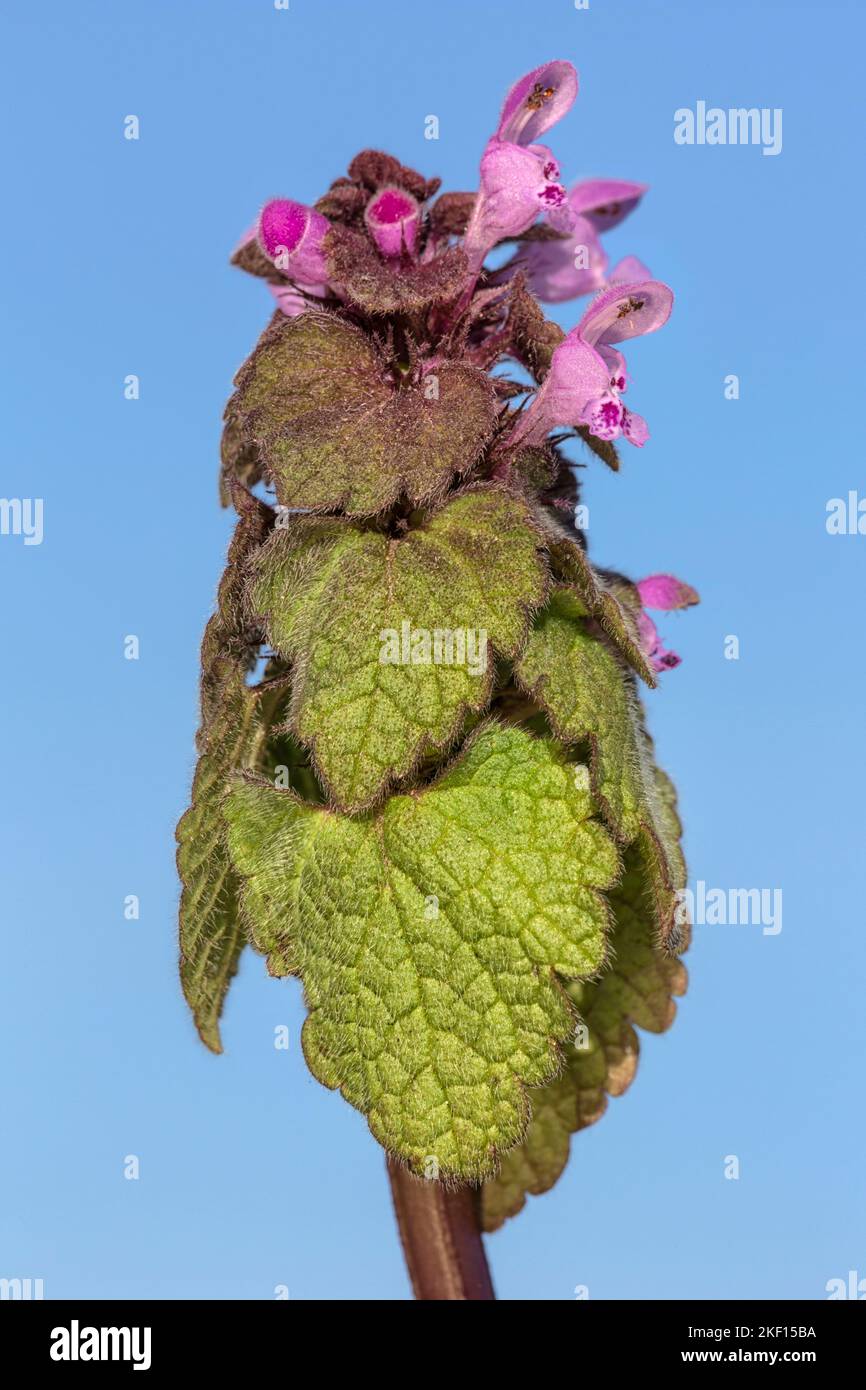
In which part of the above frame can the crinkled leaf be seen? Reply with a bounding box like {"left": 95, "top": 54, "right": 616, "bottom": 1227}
{"left": 516, "top": 587, "right": 684, "bottom": 940}
{"left": 325, "top": 225, "right": 468, "bottom": 315}
{"left": 176, "top": 490, "right": 273, "bottom": 1052}
{"left": 347, "top": 149, "right": 440, "bottom": 202}
{"left": 249, "top": 488, "right": 547, "bottom": 810}
{"left": 536, "top": 520, "right": 654, "bottom": 685}
{"left": 224, "top": 310, "right": 496, "bottom": 516}
{"left": 224, "top": 723, "right": 618, "bottom": 1179}
{"left": 481, "top": 844, "right": 687, "bottom": 1230}
{"left": 220, "top": 410, "right": 265, "bottom": 506}
{"left": 516, "top": 589, "right": 644, "bottom": 838}
{"left": 429, "top": 191, "right": 477, "bottom": 238}
{"left": 648, "top": 759, "right": 690, "bottom": 953}
{"left": 314, "top": 180, "right": 368, "bottom": 223}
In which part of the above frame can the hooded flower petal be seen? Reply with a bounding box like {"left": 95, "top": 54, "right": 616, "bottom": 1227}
{"left": 364, "top": 186, "right": 420, "bottom": 258}
{"left": 580, "top": 279, "right": 674, "bottom": 347}
{"left": 462, "top": 139, "right": 568, "bottom": 272}
{"left": 568, "top": 178, "right": 647, "bottom": 231}
{"left": 636, "top": 574, "right": 700, "bottom": 611}
{"left": 497, "top": 61, "right": 579, "bottom": 146}
{"left": 258, "top": 198, "right": 331, "bottom": 285}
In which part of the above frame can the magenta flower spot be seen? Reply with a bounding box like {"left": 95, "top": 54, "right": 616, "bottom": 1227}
{"left": 635, "top": 573, "right": 699, "bottom": 672}
{"left": 582, "top": 391, "right": 624, "bottom": 440}
{"left": 508, "top": 279, "right": 673, "bottom": 450}
{"left": 257, "top": 198, "right": 331, "bottom": 285}
{"left": 539, "top": 181, "right": 567, "bottom": 208}
{"left": 364, "top": 186, "right": 420, "bottom": 258}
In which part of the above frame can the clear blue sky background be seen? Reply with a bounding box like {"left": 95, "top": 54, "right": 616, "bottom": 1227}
{"left": 1, "top": 0, "right": 863, "bottom": 1301}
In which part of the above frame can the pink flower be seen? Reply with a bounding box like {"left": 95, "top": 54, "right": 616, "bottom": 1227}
{"left": 462, "top": 61, "right": 578, "bottom": 273}
{"left": 364, "top": 186, "right": 420, "bottom": 258}
{"left": 569, "top": 178, "right": 647, "bottom": 233}
{"left": 636, "top": 574, "right": 699, "bottom": 672}
{"left": 508, "top": 279, "right": 674, "bottom": 449}
{"left": 496, "top": 60, "right": 580, "bottom": 145}
{"left": 515, "top": 179, "right": 648, "bottom": 303}
{"left": 257, "top": 198, "right": 331, "bottom": 287}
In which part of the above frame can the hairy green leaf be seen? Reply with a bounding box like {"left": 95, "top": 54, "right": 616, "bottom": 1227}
{"left": 248, "top": 488, "right": 548, "bottom": 810}
{"left": 224, "top": 723, "right": 619, "bottom": 1179}
{"left": 223, "top": 310, "right": 495, "bottom": 516}
{"left": 516, "top": 587, "right": 684, "bottom": 941}
{"left": 176, "top": 490, "right": 274, "bottom": 1052}
{"left": 537, "top": 522, "right": 654, "bottom": 685}
{"left": 481, "top": 845, "right": 687, "bottom": 1230}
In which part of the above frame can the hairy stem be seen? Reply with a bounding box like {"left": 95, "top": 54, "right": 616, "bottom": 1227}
{"left": 386, "top": 1157, "right": 496, "bottom": 1301}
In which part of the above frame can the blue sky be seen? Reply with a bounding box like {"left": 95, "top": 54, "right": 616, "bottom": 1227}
{"left": 1, "top": 0, "right": 863, "bottom": 1299}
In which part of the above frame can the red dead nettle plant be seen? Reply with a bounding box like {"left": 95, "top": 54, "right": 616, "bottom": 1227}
{"left": 177, "top": 60, "right": 697, "bottom": 1300}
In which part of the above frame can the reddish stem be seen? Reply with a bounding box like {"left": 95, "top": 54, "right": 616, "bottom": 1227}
{"left": 386, "top": 1157, "right": 496, "bottom": 1301}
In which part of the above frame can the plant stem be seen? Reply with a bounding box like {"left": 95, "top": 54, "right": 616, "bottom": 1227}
{"left": 386, "top": 1156, "right": 496, "bottom": 1300}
